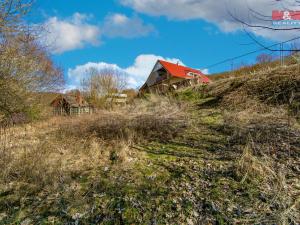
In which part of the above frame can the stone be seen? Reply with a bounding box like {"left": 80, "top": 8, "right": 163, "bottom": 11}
{"left": 20, "top": 218, "right": 32, "bottom": 225}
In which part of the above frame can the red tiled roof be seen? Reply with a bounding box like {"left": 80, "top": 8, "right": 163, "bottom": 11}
{"left": 158, "top": 60, "right": 211, "bottom": 83}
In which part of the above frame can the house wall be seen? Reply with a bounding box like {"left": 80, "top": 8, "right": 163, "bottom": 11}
{"left": 146, "top": 76, "right": 209, "bottom": 94}
{"left": 147, "top": 77, "right": 186, "bottom": 93}
{"left": 70, "top": 107, "right": 93, "bottom": 115}
{"left": 145, "top": 62, "right": 166, "bottom": 86}
{"left": 53, "top": 107, "right": 67, "bottom": 116}
{"left": 53, "top": 106, "right": 92, "bottom": 116}
{"left": 169, "top": 77, "right": 185, "bottom": 85}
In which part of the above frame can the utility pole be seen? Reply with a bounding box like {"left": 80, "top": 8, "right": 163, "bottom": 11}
{"left": 280, "top": 43, "right": 284, "bottom": 66}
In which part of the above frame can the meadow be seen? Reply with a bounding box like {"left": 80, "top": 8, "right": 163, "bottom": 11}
{"left": 0, "top": 63, "right": 299, "bottom": 224}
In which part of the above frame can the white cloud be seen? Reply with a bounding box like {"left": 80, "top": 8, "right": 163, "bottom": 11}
{"left": 102, "top": 13, "right": 155, "bottom": 38}
{"left": 42, "top": 12, "right": 155, "bottom": 54}
{"left": 200, "top": 68, "right": 209, "bottom": 75}
{"left": 43, "top": 13, "right": 101, "bottom": 54}
{"left": 67, "top": 62, "right": 121, "bottom": 86}
{"left": 120, "top": 0, "right": 300, "bottom": 41}
{"left": 67, "top": 54, "right": 184, "bottom": 89}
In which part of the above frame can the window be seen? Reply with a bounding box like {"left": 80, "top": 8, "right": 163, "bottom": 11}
{"left": 187, "top": 72, "right": 200, "bottom": 78}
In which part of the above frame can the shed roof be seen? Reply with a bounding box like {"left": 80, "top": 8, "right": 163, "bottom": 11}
{"left": 51, "top": 92, "right": 89, "bottom": 108}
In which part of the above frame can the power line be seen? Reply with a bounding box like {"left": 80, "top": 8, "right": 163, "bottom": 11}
{"left": 203, "top": 36, "right": 300, "bottom": 69}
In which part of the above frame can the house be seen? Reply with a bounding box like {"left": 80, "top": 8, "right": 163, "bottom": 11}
{"left": 50, "top": 91, "right": 93, "bottom": 116}
{"left": 106, "top": 93, "right": 128, "bottom": 107}
{"left": 139, "top": 60, "right": 211, "bottom": 94}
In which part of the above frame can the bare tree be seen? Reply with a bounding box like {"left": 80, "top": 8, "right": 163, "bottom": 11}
{"left": 0, "top": 0, "right": 33, "bottom": 36}
{"left": 0, "top": 0, "right": 64, "bottom": 122}
{"left": 238, "top": 61, "right": 249, "bottom": 69}
{"left": 289, "top": 41, "right": 300, "bottom": 54}
{"left": 81, "top": 67, "right": 128, "bottom": 107}
{"left": 256, "top": 53, "right": 274, "bottom": 63}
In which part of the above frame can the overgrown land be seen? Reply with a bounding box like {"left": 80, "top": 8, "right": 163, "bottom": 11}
{"left": 0, "top": 63, "right": 299, "bottom": 224}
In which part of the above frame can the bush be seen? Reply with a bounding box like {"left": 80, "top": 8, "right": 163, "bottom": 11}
{"left": 59, "top": 96, "right": 188, "bottom": 143}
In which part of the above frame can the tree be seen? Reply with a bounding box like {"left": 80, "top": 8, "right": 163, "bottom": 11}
{"left": 81, "top": 67, "right": 128, "bottom": 107}
{"left": 236, "top": 61, "right": 248, "bottom": 69}
{"left": 0, "top": 0, "right": 64, "bottom": 123}
{"left": 256, "top": 53, "right": 274, "bottom": 64}
{"left": 289, "top": 41, "right": 300, "bottom": 55}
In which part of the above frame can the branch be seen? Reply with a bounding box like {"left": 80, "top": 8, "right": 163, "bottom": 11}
{"left": 229, "top": 10, "right": 300, "bottom": 31}
{"left": 242, "top": 28, "right": 299, "bottom": 52}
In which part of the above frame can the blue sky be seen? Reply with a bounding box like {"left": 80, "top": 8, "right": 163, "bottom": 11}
{"left": 28, "top": 0, "right": 299, "bottom": 89}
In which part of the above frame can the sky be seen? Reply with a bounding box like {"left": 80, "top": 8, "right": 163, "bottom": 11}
{"left": 27, "top": 0, "right": 300, "bottom": 90}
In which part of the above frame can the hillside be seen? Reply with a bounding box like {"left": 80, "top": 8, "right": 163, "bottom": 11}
{"left": 209, "top": 55, "right": 299, "bottom": 81}
{"left": 0, "top": 65, "right": 299, "bottom": 224}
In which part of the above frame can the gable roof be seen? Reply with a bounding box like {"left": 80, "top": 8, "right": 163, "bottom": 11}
{"left": 158, "top": 60, "right": 211, "bottom": 83}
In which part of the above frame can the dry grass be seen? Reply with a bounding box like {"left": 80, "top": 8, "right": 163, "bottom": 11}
{"left": 210, "top": 55, "right": 300, "bottom": 81}
{"left": 195, "top": 64, "right": 300, "bottom": 158}
{"left": 1, "top": 66, "right": 300, "bottom": 224}
{"left": 236, "top": 144, "right": 300, "bottom": 224}
{"left": 58, "top": 95, "right": 187, "bottom": 143}
{"left": 0, "top": 96, "right": 189, "bottom": 223}
{"left": 200, "top": 65, "right": 300, "bottom": 116}
{"left": 191, "top": 63, "right": 300, "bottom": 224}
{"left": 1, "top": 96, "right": 186, "bottom": 183}
{"left": 223, "top": 108, "right": 300, "bottom": 159}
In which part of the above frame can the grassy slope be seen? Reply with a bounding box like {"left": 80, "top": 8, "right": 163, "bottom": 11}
{"left": 0, "top": 65, "right": 300, "bottom": 224}
{"left": 209, "top": 55, "right": 299, "bottom": 81}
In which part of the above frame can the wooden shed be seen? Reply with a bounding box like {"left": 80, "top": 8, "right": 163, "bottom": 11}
{"left": 106, "top": 93, "right": 128, "bottom": 107}
{"left": 50, "top": 91, "right": 93, "bottom": 116}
